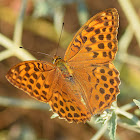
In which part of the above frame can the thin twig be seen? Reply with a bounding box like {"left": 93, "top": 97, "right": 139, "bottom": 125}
{"left": 0, "top": 96, "right": 49, "bottom": 110}
{"left": 120, "top": 99, "right": 140, "bottom": 111}
{"left": 13, "top": 0, "right": 28, "bottom": 46}
{"left": 90, "top": 123, "right": 108, "bottom": 140}
{"left": 118, "top": 122, "right": 140, "bottom": 133}
{"left": 118, "top": 25, "right": 133, "bottom": 54}
{"left": 0, "top": 33, "right": 36, "bottom": 61}
{"left": 118, "top": 0, "right": 140, "bottom": 46}
{"left": 117, "top": 53, "right": 140, "bottom": 68}
{"left": 116, "top": 107, "right": 140, "bottom": 127}
{"left": 88, "top": 117, "right": 110, "bottom": 140}
{"left": 0, "top": 50, "right": 14, "bottom": 61}
{"left": 117, "top": 25, "right": 134, "bottom": 71}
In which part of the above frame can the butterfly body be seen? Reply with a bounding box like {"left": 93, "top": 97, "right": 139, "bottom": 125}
{"left": 6, "top": 8, "right": 120, "bottom": 123}
{"left": 53, "top": 56, "right": 73, "bottom": 79}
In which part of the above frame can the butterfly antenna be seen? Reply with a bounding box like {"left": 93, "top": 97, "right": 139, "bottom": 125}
{"left": 55, "top": 22, "right": 64, "bottom": 56}
{"left": 19, "top": 47, "right": 52, "bottom": 57}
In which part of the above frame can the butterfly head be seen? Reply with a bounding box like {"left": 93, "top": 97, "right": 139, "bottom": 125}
{"left": 53, "top": 55, "right": 62, "bottom": 65}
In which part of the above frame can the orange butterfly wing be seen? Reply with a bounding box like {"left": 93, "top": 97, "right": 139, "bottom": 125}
{"left": 6, "top": 61, "right": 56, "bottom": 102}
{"left": 48, "top": 72, "right": 92, "bottom": 123}
{"left": 71, "top": 63, "right": 120, "bottom": 115}
{"left": 64, "top": 8, "right": 119, "bottom": 66}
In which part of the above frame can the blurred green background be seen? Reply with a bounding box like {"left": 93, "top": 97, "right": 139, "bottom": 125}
{"left": 0, "top": 0, "right": 140, "bottom": 140}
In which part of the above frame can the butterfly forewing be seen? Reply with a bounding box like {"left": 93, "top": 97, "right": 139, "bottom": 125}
{"left": 64, "top": 8, "right": 119, "bottom": 66}
{"left": 6, "top": 61, "right": 56, "bottom": 102}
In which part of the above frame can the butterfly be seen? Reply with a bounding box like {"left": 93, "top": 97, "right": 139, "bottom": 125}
{"left": 6, "top": 8, "right": 120, "bottom": 123}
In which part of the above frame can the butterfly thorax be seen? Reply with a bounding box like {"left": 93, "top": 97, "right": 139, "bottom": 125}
{"left": 53, "top": 56, "right": 73, "bottom": 79}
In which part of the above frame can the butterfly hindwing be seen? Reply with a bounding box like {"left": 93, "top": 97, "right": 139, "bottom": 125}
{"left": 72, "top": 63, "right": 120, "bottom": 115}
{"left": 48, "top": 73, "right": 92, "bottom": 123}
